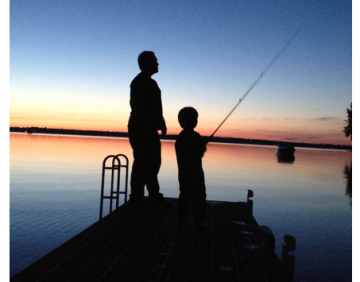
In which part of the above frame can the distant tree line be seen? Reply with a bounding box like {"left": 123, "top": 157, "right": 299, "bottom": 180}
{"left": 343, "top": 103, "right": 352, "bottom": 140}
{"left": 10, "top": 126, "right": 352, "bottom": 150}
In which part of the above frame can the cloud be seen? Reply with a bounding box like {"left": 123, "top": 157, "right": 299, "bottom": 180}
{"left": 308, "top": 117, "right": 341, "bottom": 121}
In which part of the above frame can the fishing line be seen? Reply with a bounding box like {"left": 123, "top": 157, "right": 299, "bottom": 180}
{"left": 206, "top": 27, "right": 301, "bottom": 143}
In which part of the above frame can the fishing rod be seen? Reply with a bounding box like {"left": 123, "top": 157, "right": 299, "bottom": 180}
{"left": 206, "top": 27, "right": 301, "bottom": 144}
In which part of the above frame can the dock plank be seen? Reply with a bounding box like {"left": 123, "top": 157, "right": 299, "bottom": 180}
{"left": 11, "top": 198, "right": 287, "bottom": 282}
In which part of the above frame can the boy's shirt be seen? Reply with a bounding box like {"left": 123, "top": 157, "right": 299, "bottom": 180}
{"left": 175, "top": 129, "right": 206, "bottom": 182}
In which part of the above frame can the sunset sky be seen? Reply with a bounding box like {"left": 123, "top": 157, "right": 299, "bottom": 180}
{"left": 9, "top": 0, "right": 353, "bottom": 145}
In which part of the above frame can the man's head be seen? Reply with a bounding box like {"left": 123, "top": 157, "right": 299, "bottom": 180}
{"left": 138, "top": 51, "right": 159, "bottom": 75}
{"left": 178, "top": 107, "right": 198, "bottom": 129}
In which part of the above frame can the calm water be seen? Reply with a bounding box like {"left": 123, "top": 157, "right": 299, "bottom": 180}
{"left": 10, "top": 133, "right": 352, "bottom": 281}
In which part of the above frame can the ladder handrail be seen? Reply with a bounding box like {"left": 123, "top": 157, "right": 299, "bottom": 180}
{"left": 99, "top": 154, "right": 129, "bottom": 220}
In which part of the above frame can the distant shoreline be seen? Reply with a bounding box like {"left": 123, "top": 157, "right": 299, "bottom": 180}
{"left": 10, "top": 127, "right": 352, "bottom": 151}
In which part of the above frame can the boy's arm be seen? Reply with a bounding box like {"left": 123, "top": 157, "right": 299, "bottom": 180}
{"left": 199, "top": 136, "right": 207, "bottom": 157}
{"left": 203, "top": 136, "right": 211, "bottom": 145}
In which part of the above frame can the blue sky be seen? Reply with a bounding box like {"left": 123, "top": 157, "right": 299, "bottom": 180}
{"left": 8, "top": 0, "right": 353, "bottom": 145}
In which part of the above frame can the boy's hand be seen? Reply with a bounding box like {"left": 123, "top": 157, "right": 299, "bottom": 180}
{"left": 202, "top": 137, "right": 210, "bottom": 146}
{"left": 201, "top": 137, "right": 208, "bottom": 153}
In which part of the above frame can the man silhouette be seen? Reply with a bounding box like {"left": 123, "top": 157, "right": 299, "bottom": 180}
{"left": 127, "top": 51, "right": 169, "bottom": 207}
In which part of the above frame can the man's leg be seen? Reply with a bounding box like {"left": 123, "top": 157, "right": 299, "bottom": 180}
{"left": 128, "top": 126, "right": 146, "bottom": 203}
{"left": 145, "top": 132, "right": 162, "bottom": 200}
{"left": 129, "top": 154, "right": 146, "bottom": 202}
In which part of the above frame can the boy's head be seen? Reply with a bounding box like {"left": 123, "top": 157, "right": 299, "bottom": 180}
{"left": 178, "top": 107, "right": 198, "bottom": 129}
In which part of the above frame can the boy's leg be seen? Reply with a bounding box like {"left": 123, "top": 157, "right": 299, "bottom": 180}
{"left": 192, "top": 182, "right": 208, "bottom": 223}
{"left": 177, "top": 184, "right": 191, "bottom": 223}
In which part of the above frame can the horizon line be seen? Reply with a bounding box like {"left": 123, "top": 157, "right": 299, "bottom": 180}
{"left": 9, "top": 126, "right": 352, "bottom": 149}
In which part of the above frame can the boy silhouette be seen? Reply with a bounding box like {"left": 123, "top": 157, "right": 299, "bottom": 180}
{"left": 175, "top": 107, "right": 209, "bottom": 228}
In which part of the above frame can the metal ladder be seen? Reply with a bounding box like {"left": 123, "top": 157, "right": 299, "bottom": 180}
{"left": 99, "top": 154, "right": 129, "bottom": 220}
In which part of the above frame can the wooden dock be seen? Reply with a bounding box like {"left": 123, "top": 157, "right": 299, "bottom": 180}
{"left": 11, "top": 196, "right": 293, "bottom": 282}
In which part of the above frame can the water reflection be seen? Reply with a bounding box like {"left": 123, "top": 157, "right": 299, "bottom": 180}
{"left": 276, "top": 154, "right": 295, "bottom": 164}
{"left": 344, "top": 162, "right": 352, "bottom": 206}
{"left": 10, "top": 134, "right": 352, "bottom": 281}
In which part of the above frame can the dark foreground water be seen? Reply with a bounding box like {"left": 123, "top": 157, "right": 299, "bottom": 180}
{"left": 10, "top": 133, "right": 352, "bottom": 281}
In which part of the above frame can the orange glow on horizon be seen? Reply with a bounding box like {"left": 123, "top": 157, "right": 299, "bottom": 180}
{"left": 9, "top": 121, "right": 352, "bottom": 146}
{"left": 10, "top": 106, "right": 352, "bottom": 146}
